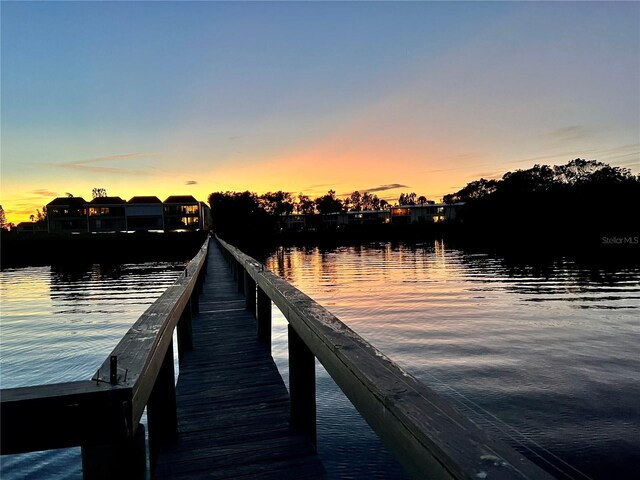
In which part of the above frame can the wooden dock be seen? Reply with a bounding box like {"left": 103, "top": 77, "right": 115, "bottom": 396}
{"left": 154, "top": 245, "right": 325, "bottom": 479}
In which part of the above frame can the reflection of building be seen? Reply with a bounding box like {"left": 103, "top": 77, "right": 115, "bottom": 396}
{"left": 163, "top": 196, "right": 201, "bottom": 231}
{"left": 47, "top": 197, "right": 89, "bottom": 233}
{"left": 88, "top": 197, "right": 127, "bottom": 232}
{"left": 126, "top": 196, "right": 164, "bottom": 231}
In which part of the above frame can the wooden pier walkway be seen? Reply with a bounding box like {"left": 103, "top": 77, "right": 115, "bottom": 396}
{"left": 154, "top": 244, "right": 325, "bottom": 479}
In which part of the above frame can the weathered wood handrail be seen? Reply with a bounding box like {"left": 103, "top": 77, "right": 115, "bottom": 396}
{"left": 1, "top": 237, "right": 209, "bottom": 478}
{"left": 216, "top": 236, "right": 555, "bottom": 480}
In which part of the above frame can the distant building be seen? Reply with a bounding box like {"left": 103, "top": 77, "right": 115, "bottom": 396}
{"left": 321, "top": 212, "right": 349, "bottom": 228}
{"left": 126, "top": 196, "right": 164, "bottom": 231}
{"left": 163, "top": 195, "right": 201, "bottom": 231}
{"left": 15, "top": 221, "right": 47, "bottom": 233}
{"left": 390, "top": 203, "right": 464, "bottom": 225}
{"left": 279, "top": 214, "right": 307, "bottom": 231}
{"left": 47, "top": 197, "right": 89, "bottom": 233}
{"left": 88, "top": 197, "right": 127, "bottom": 232}
{"left": 346, "top": 210, "right": 390, "bottom": 226}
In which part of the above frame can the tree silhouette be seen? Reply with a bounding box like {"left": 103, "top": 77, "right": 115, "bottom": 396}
{"left": 398, "top": 192, "right": 417, "bottom": 205}
{"left": 314, "top": 190, "right": 343, "bottom": 214}
{"left": 296, "top": 194, "right": 316, "bottom": 215}
{"left": 260, "top": 191, "right": 294, "bottom": 216}
{"left": 0, "top": 205, "right": 7, "bottom": 230}
{"left": 349, "top": 191, "right": 362, "bottom": 211}
{"left": 443, "top": 158, "right": 640, "bottom": 244}
{"left": 361, "top": 192, "right": 380, "bottom": 211}
{"left": 92, "top": 187, "right": 108, "bottom": 199}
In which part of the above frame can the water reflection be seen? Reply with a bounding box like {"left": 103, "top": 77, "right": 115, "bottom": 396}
{"left": 265, "top": 241, "right": 640, "bottom": 480}
{"left": 0, "top": 262, "right": 183, "bottom": 480}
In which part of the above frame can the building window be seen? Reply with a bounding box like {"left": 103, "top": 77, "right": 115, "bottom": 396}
{"left": 391, "top": 208, "right": 411, "bottom": 216}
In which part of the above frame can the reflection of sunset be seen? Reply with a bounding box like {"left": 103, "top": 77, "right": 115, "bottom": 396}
{"left": 265, "top": 241, "right": 469, "bottom": 328}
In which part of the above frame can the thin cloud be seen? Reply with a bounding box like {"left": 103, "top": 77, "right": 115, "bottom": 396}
{"left": 43, "top": 152, "right": 157, "bottom": 177}
{"left": 73, "top": 153, "right": 154, "bottom": 165}
{"left": 30, "top": 189, "right": 59, "bottom": 197}
{"left": 547, "top": 126, "right": 588, "bottom": 143}
{"left": 52, "top": 164, "right": 150, "bottom": 176}
{"left": 364, "top": 183, "right": 409, "bottom": 193}
{"left": 185, "top": 180, "right": 198, "bottom": 185}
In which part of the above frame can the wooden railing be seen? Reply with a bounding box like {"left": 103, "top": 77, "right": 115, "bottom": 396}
{"left": 217, "top": 237, "right": 555, "bottom": 480}
{"left": 0, "top": 238, "right": 209, "bottom": 479}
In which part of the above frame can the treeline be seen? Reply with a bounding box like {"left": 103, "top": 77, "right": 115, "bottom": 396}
{"left": 1, "top": 231, "right": 209, "bottom": 269}
{"left": 209, "top": 189, "right": 433, "bottom": 217}
{"left": 208, "top": 159, "right": 639, "bottom": 254}
{"left": 207, "top": 189, "right": 433, "bottom": 239}
{"left": 444, "top": 158, "right": 639, "bottom": 248}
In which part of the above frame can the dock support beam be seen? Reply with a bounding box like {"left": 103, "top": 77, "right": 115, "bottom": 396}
{"left": 288, "top": 325, "right": 316, "bottom": 446}
{"left": 147, "top": 340, "right": 178, "bottom": 475}
{"left": 257, "top": 287, "right": 272, "bottom": 349}
{"left": 81, "top": 423, "right": 146, "bottom": 480}
{"left": 177, "top": 297, "right": 193, "bottom": 363}
{"left": 244, "top": 271, "right": 256, "bottom": 316}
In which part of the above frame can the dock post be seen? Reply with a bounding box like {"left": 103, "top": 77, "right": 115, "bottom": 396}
{"left": 257, "top": 287, "right": 272, "bottom": 349}
{"left": 177, "top": 297, "right": 193, "bottom": 363}
{"left": 288, "top": 325, "right": 316, "bottom": 446}
{"left": 81, "top": 423, "right": 146, "bottom": 480}
{"left": 147, "top": 340, "right": 178, "bottom": 475}
{"left": 244, "top": 271, "right": 256, "bottom": 315}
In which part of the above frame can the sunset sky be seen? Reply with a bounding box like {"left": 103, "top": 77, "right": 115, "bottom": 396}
{"left": 2, "top": 1, "right": 639, "bottom": 224}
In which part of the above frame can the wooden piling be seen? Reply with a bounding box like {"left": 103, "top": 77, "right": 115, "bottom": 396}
{"left": 288, "top": 324, "right": 317, "bottom": 446}
{"left": 257, "top": 286, "right": 272, "bottom": 349}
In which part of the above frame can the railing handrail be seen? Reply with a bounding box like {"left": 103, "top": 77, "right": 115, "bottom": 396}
{"left": 0, "top": 238, "right": 209, "bottom": 456}
{"left": 217, "top": 236, "right": 555, "bottom": 480}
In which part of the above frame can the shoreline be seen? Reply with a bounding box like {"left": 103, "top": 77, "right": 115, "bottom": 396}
{"left": 0, "top": 231, "right": 209, "bottom": 269}
{"left": 2, "top": 224, "right": 638, "bottom": 270}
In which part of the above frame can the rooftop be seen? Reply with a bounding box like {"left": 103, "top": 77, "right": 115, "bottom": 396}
{"left": 46, "top": 197, "right": 88, "bottom": 207}
{"left": 89, "top": 196, "right": 126, "bottom": 205}
{"left": 164, "top": 195, "right": 198, "bottom": 204}
{"left": 128, "top": 196, "right": 162, "bottom": 204}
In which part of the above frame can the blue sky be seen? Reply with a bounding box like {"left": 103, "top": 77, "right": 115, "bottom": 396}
{"left": 2, "top": 1, "right": 638, "bottom": 223}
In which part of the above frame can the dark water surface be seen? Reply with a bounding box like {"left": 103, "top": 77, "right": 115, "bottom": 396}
{"left": 264, "top": 242, "right": 640, "bottom": 480}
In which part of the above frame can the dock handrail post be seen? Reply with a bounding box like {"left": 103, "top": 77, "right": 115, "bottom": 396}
{"left": 244, "top": 270, "right": 256, "bottom": 315}
{"left": 81, "top": 423, "right": 146, "bottom": 480}
{"left": 288, "top": 324, "right": 317, "bottom": 446}
{"left": 256, "top": 286, "right": 272, "bottom": 350}
{"left": 147, "top": 339, "right": 178, "bottom": 476}
{"left": 177, "top": 297, "right": 193, "bottom": 363}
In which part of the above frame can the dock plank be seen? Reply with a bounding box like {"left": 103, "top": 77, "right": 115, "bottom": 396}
{"left": 154, "top": 243, "right": 324, "bottom": 479}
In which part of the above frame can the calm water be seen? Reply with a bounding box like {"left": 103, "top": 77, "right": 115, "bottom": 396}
{"left": 265, "top": 242, "right": 640, "bottom": 480}
{"left": 0, "top": 262, "right": 184, "bottom": 479}
{"left": 2, "top": 244, "right": 639, "bottom": 479}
